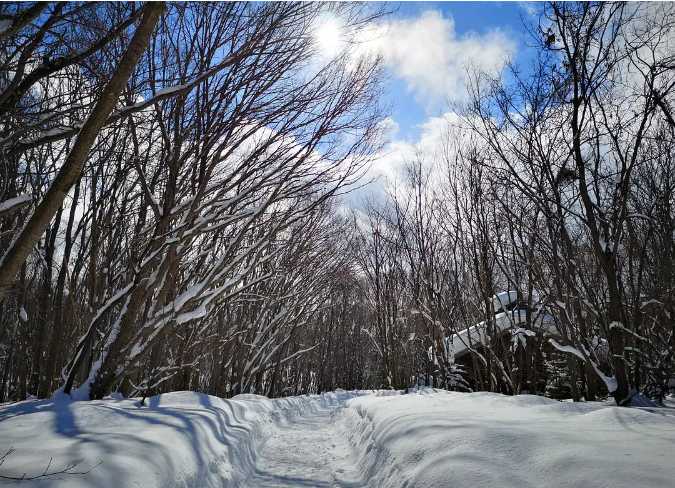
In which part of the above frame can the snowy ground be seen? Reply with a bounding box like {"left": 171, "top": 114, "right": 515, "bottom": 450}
{"left": 1, "top": 390, "right": 674, "bottom": 487}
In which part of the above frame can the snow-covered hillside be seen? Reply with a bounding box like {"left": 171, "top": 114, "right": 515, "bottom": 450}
{"left": 1, "top": 390, "right": 674, "bottom": 487}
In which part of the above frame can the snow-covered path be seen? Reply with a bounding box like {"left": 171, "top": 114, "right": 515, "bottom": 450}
{"left": 242, "top": 398, "right": 365, "bottom": 487}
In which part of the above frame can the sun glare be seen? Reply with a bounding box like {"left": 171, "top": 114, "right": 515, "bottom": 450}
{"left": 314, "top": 16, "right": 344, "bottom": 59}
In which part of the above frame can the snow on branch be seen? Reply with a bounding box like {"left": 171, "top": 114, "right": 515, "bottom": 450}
{"left": 549, "top": 338, "right": 617, "bottom": 393}
{"left": 549, "top": 338, "right": 586, "bottom": 362}
{"left": 0, "top": 194, "right": 31, "bottom": 218}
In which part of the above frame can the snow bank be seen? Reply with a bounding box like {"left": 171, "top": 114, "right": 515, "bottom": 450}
{"left": 0, "top": 390, "right": 365, "bottom": 487}
{"left": 342, "top": 389, "right": 675, "bottom": 488}
{"left": 3, "top": 389, "right": 673, "bottom": 487}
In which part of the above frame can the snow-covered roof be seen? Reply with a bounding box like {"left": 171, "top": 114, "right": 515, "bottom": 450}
{"left": 492, "top": 291, "right": 518, "bottom": 311}
{"left": 451, "top": 310, "right": 556, "bottom": 359}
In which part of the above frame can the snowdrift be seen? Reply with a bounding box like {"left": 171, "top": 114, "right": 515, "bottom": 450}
{"left": 343, "top": 389, "right": 675, "bottom": 488}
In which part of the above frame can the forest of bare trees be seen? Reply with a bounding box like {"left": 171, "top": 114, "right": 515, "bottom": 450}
{"left": 1, "top": 1, "right": 674, "bottom": 408}
{"left": 348, "top": 2, "right": 675, "bottom": 406}
{"left": 0, "top": 1, "right": 384, "bottom": 402}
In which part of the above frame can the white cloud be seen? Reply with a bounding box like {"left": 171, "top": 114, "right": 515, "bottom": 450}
{"left": 376, "top": 116, "right": 400, "bottom": 140}
{"left": 518, "top": 2, "right": 541, "bottom": 19}
{"left": 355, "top": 10, "right": 515, "bottom": 108}
{"left": 372, "top": 112, "right": 464, "bottom": 180}
{"left": 342, "top": 111, "right": 467, "bottom": 209}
